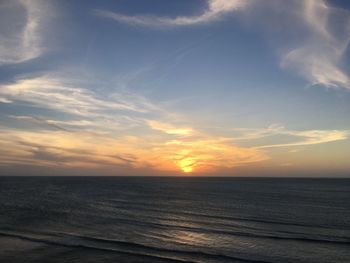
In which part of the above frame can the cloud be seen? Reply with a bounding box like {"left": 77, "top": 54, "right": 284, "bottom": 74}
{"left": 162, "top": 138, "right": 268, "bottom": 173}
{"left": 229, "top": 124, "right": 349, "bottom": 148}
{"left": 0, "top": 75, "right": 161, "bottom": 117}
{"left": 256, "top": 129, "right": 348, "bottom": 149}
{"left": 0, "top": 111, "right": 348, "bottom": 174}
{"left": 278, "top": 0, "right": 350, "bottom": 89}
{"left": 96, "top": 0, "right": 350, "bottom": 90}
{"left": 0, "top": 97, "right": 12, "bottom": 103}
{"left": 0, "top": 0, "right": 48, "bottom": 65}
{"left": 0, "top": 73, "right": 173, "bottom": 138}
{"left": 0, "top": 126, "right": 268, "bottom": 174}
{"left": 148, "top": 120, "right": 193, "bottom": 136}
{"left": 0, "top": 72, "right": 348, "bottom": 174}
{"left": 0, "top": 71, "right": 269, "bottom": 174}
{"left": 1, "top": 74, "right": 348, "bottom": 175}
{"left": 0, "top": 129, "right": 137, "bottom": 169}
{"left": 95, "top": 0, "right": 247, "bottom": 27}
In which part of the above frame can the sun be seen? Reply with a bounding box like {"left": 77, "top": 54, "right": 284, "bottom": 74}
{"left": 178, "top": 158, "right": 195, "bottom": 173}
{"left": 182, "top": 166, "right": 193, "bottom": 173}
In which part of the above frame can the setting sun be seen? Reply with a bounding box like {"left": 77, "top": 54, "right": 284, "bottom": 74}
{"left": 182, "top": 167, "right": 193, "bottom": 173}
{"left": 178, "top": 158, "right": 195, "bottom": 173}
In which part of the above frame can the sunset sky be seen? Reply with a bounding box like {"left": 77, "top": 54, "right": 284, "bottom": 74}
{"left": 0, "top": 0, "right": 350, "bottom": 176}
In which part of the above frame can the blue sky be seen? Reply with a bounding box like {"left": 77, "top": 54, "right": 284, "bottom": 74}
{"left": 0, "top": 0, "right": 350, "bottom": 176}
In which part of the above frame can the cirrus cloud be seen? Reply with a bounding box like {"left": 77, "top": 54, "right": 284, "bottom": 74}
{"left": 0, "top": 0, "right": 49, "bottom": 65}
{"left": 96, "top": 0, "right": 350, "bottom": 91}
{"left": 95, "top": 0, "right": 247, "bottom": 27}
{"left": 281, "top": 0, "right": 350, "bottom": 90}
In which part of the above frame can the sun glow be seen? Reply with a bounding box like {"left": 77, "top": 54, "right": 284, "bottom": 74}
{"left": 182, "top": 166, "right": 193, "bottom": 173}
{"left": 178, "top": 158, "right": 196, "bottom": 173}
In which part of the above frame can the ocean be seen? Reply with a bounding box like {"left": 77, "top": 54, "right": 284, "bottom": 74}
{"left": 0, "top": 176, "right": 349, "bottom": 263}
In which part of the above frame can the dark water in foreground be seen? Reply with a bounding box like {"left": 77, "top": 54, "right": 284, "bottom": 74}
{"left": 0, "top": 177, "right": 349, "bottom": 263}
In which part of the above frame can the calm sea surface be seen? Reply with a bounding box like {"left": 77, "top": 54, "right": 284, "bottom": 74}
{"left": 0, "top": 176, "right": 349, "bottom": 263}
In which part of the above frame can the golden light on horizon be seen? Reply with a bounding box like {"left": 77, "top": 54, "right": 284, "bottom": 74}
{"left": 177, "top": 157, "right": 196, "bottom": 173}
{"left": 0, "top": 127, "right": 270, "bottom": 175}
{"left": 182, "top": 166, "right": 193, "bottom": 173}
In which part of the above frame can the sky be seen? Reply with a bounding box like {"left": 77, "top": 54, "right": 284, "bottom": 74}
{"left": 0, "top": 0, "right": 350, "bottom": 176}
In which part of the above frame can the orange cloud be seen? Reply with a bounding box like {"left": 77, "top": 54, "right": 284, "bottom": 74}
{"left": 0, "top": 127, "right": 268, "bottom": 174}
{"left": 148, "top": 120, "right": 193, "bottom": 136}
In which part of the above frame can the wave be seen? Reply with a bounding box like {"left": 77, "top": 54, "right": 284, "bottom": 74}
{"left": 0, "top": 230, "right": 271, "bottom": 263}
{"left": 122, "top": 218, "right": 350, "bottom": 244}
{"left": 115, "top": 215, "right": 350, "bottom": 244}
{"left": 103, "top": 198, "right": 350, "bottom": 231}
{"left": 51, "top": 210, "right": 350, "bottom": 245}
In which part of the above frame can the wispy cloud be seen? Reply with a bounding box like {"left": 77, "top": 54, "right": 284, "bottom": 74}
{"left": 0, "top": 109, "right": 348, "bottom": 174}
{"left": 0, "top": 129, "right": 138, "bottom": 169}
{"left": 162, "top": 138, "right": 268, "bottom": 173}
{"left": 148, "top": 120, "right": 193, "bottom": 136}
{"left": 0, "top": 75, "right": 161, "bottom": 117}
{"left": 96, "top": 0, "right": 350, "bottom": 91}
{"left": 0, "top": 72, "right": 268, "bottom": 174}
{"left": 0, "top": 69, "right": 348, "bottom": 174}
{"left": 0, "top": 73, "right": 348, "bottom": 174}
{"left": 0, "top": 0, "right": 48, "bottom": 65}
{"left": 256, "top": 129, "right": 348, "bottom": 149}
{"left": 281, "top": 0, "right": 350, "bottom": 89}
{"left": 95, "top": 0, "right": 247, "bottom": 27}
{"left": 229, "top": 124, "right": 348, "bottom": 148}
{"left": 0, "top": 97, "right": 12, "bottom": 103}
{"left": 0, "top": 73, "right": 171, "bottom": 139}
{"left": 0, "top": 126, "right": 268, "bottom": 174}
